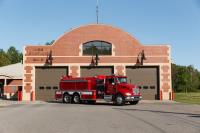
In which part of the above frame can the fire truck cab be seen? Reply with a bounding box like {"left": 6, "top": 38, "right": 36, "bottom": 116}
{"left": 55, "top": 75, "right": 142, "bottom": 105}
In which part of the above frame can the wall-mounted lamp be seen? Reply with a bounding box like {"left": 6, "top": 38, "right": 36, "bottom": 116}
{"left": 95, "top": 54, "right": 99, "bottom": 66}
{"left": 90, "top": 53, "right": 100, "bottom": 66}
{"left": 90, "top": 56, "right": 95, "bottom": 66}
{"left": 136, "top": 50, "right": 146, "bottom": 66}
{"left": 45, "top": 50, "right": 53, "bottom": 66}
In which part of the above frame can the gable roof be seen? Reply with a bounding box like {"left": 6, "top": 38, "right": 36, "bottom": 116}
{"left": 0, "top": 63, "right": 23, "bottom": 79}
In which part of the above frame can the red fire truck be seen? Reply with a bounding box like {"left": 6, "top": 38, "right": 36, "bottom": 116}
{"left": 55, "top": 75, "right": 142, "bottom": 105}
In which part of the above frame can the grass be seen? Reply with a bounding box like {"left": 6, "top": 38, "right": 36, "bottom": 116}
{"left": 174, "top": 92, "right": 200, "bottom": 105}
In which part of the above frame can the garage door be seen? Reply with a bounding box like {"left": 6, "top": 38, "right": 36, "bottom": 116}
{"left": 126, "top": 66, "right": 159, "bottom": 100}
{"left": 81, "top": 66, "right": 114, "bottom": 77}
{"left": 35, "top": 67, "right": 68, "bottom": 101}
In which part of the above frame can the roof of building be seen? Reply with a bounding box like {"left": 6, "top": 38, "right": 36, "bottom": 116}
{"left": 51, "top": 24, "right": 142, "bottom": 47}
{"left": 0, "top": 63, "right": 23, "bottom": 79}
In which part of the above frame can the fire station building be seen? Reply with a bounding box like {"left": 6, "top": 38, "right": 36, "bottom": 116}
{"left": 23, "top": 24, "right": 172, "bottom": 101}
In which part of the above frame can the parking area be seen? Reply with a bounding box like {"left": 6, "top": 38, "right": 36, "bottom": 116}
{"left": 0, "top": 100, "right": 199, "bottom": 133}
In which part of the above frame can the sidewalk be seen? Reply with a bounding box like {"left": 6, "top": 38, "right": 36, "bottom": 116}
{"left": 0, "top": 99, "right": 46, "bottom": 107}
{"left": 0, "top": 99, "right": 178, "bottom": 107}
{"left": 140, "top": 100, "right": 178, "bottom": 104}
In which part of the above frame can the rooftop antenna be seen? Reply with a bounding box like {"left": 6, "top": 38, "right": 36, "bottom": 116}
{"left": 96, "top": 0, "right": 99, "bottom": 24}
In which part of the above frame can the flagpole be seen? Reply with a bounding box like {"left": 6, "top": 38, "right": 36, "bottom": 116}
{"left": 96, "top": 0, "right": 99, "bottom": 24}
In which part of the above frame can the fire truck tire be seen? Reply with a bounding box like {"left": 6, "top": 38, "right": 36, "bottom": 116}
{"left": 63, "top": 93, "right": 71, "bottom": 103}
{"left": 129, "top": 101, "right": 139, "bottom": 105}
{"left": 115, "top": 94, "right": 125, "bottom": 106}
{"left": 72, "top": 93, "right": 81, "bottom": 104}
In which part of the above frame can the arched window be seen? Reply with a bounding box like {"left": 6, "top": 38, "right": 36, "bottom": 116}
{"left": 82, "top": 41, "right": 112, "bottom": 55}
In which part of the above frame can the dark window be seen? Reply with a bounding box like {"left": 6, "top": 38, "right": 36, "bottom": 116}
{"left": 150, "top": 86, "right": 155, "bottom": 89}
{"left": 143, "top": 86, "right": 148, "bottom": 89}
{"left": 46, "top": 86, "right": 51, "bottom": 90}
{"left": 83, "top": 41, "right": 112, "bottom": 55}
{"left": 53, "top": 86, "right": 58, "bottom": 90}
{"left": 106, "top": 78, "right": 114, "bottom": 84}
{"left": 39, "top": 86, "right": 44, "bottom": 90}
{"left": 96, "top": 79, "right": 104, "bottom": 84}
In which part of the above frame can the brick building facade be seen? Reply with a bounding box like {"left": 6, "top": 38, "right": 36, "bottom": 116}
{"left": 23, "top": 24, "right": 172, "bottom": 101}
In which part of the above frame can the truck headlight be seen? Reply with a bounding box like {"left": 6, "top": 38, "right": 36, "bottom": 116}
{"left": 125, "top": 93, "right": 131, "bottom": 96}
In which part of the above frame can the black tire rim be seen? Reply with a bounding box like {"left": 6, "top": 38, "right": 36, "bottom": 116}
{"left": 116, "top": 95, "right": 123, "bottom": 105}
{"left": 73, "top": 95, "right": 80, "bottom": 103}
{"left": 64, "top": 95, "right": 70, "bottom": 103}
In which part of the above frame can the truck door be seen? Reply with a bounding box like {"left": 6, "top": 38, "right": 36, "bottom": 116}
{"left": 105, "top": 77, "right": 116, "bottom": 95}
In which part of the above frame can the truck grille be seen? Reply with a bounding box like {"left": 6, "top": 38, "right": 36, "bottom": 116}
{"left": 133, "top": 87, "right": 139, "bottom": 95}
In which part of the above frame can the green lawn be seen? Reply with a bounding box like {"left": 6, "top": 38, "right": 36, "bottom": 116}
{"left": 174, "top": 92, "right": 200, "bottom": 105}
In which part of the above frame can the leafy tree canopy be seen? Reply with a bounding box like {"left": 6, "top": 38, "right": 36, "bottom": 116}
{"left": 45, "top": 40, "right": 54, "bottom": 45}
{"left": 172, "top": 64, "right": 200, "bottom": 92}
{"left": 0, "top": 46, "right": 22, "bottom": 67}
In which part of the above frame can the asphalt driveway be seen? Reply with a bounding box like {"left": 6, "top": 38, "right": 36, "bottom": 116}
{"left": 0, "top": 100, "right": 199, "bottom": 133}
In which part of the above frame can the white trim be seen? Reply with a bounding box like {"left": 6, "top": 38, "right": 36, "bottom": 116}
{"left": 4, "top": 78, "right": 7, "bottom": 86}
{"left": 78, "top": 66, "right": 80, "bottom": 77}
{"left": 114, "top": 65, "right": 117, "bottom": 75}
{"left": 122, "top": 65, "right": 125, "bottom": 76}
{"left": 33, "top": 66, "right": 35, "bottom": 95}
{"left": 68, "top": 65, "right": 71, "bottom": 76}
{"left": 79, "top": 41, "right": 115, "bottom": 57}
{"left": 22, "top": 46, "right": 26, "bottom": 101}
{"left": 69, "top": 65, "right": 80, "bottom": 77}
{"left": 81, "top": 91, "right": 93, "bottom": 95}
{"left": 112, "top": 43, "right": 115, "bottom": 56}
{"left": 25, "top": 55, "right": 169, "bottom": 58}
{"left": 159, "top": 65, "right": 163, "bottom": 93}
{"left": 24, "top": 63, "right": 170, "bottom": 66}
{"left": 23, "top": 92, "right": 30, "bottom": 101}
{"left": 168, "top": 46, "right": 172, "bottom": 93}
{"left": 163, "top": 92, "right": 170, "bottom": 100}
{"left": 79, "top": 43, "right": 82, "bottom": 56}
{"left": 114, "top": 65, "right": 125, "bottom": 76}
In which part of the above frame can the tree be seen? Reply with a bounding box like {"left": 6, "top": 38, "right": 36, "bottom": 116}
{"left": 172, "top": 63, "right": 200, "bottom": 92}
{"left": 0, "top": 49, "right": 10, "bottom": 66}
{"left": 45, "top": 40, "right": 55, "bottom": 45}
{"left": 7, "top": 46, "right": 22, "bottom": 64}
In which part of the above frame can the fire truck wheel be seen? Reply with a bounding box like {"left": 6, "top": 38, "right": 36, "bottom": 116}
{"left": 63, "top": 93, "right": 71, "bottom": 103}
{"left": 115, "top": 94, "right": 125, "bottom": 106}
{"left": 72, "top": 93, "right": 81, "bottom": 104}
{"left": 129, "top": 101, "right": 139, "bottom": 105}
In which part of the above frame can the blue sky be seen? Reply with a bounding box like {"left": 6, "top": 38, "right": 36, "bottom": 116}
{"left": 0, "top": 0, "right": 200, "bottom": 70}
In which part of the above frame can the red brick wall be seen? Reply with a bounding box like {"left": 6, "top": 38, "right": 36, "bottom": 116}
{"left": 70, "top": 66, "right": 79, "bottom": 77}
{"left": 4, "top": 85, "right": 19, "bottom": 93}
{"left": 25, "top": 56, "right": 169, "bottom": 64}
{"left": 25, "top": 25, "right": 169, "bottom": 58}
{"left": 25, "top": 66, "right": 33, "bottom": 73}
{"left": 4, "top": 86, "right": 12, "bottom": 93}
{"left": 23, "top": 24, "right": 171, "bottom": 100}
{"left": 116, "top": 66, "right": 125, "bottom": 76}
{"left": 24, "top": 83, "right": 32, "bottom": 93}
{"left": 7, "top": 79, "right": 22, "bottom": 86}
{"left": 161, "top": 65, "right": 171, "bottom": 93}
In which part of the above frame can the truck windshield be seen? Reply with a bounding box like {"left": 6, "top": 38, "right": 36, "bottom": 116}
{"left": 117, "top": 77, "right": 127, "bottom": 83}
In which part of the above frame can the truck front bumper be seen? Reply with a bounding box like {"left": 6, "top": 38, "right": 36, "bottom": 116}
{"left": 125, "top": 96, "right": 142, "bottom": 102}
